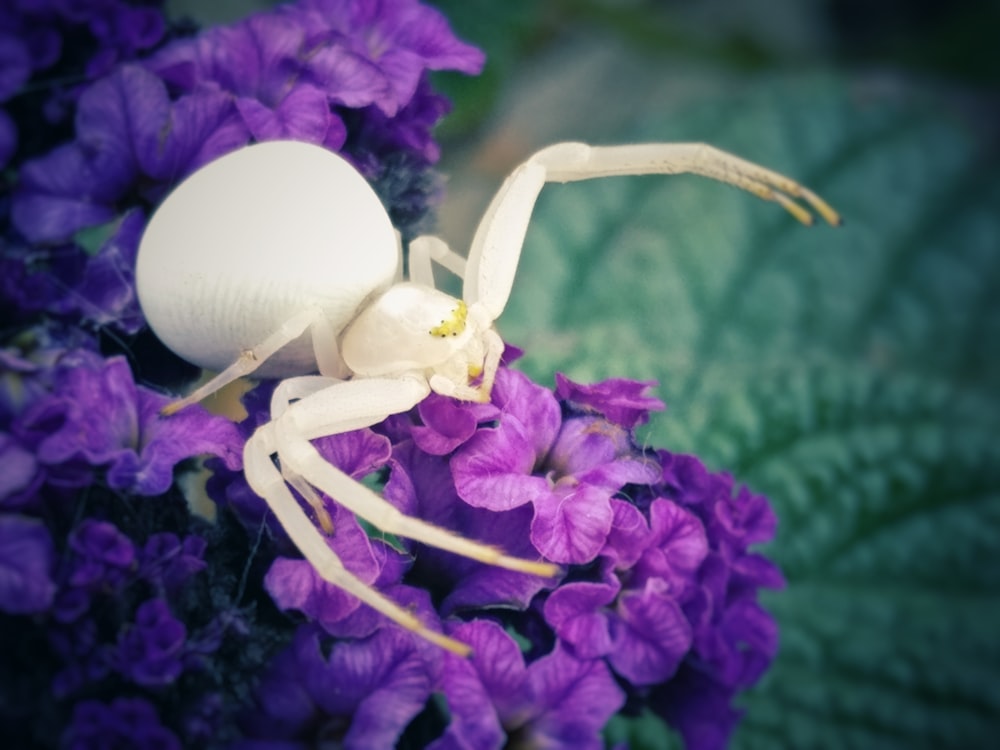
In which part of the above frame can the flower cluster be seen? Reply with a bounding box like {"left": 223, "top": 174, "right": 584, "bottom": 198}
{"left": 1, "top": 1, "right": 782, "bottom": 748}
{"left": 209, "top": 363, "right": 783, "bottom": 749}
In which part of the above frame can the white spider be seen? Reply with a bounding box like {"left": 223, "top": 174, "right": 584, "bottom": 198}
{"left": 136, "top": 139, "right": 839, "bottom": 654}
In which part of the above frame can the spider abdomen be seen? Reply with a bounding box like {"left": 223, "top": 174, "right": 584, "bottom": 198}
{"left": 136, "top": 140, "right": 398, "bottom": 377}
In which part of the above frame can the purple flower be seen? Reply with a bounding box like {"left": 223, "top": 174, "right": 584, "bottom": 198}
{"left": 112, "top": 598, "right": 187, "bottom": 686}
{"left": 389, "top": 440, "right": 551, "bottom": 614}
{"left": 281, "top": 0, "right": 485, "bottom": 116}
{"left": 238, "top": 624, "right": 438, "bottom": 749}
{"left": 452, "top": 368, "right": 661, "bottom": 564}
{"left": 0, "top": 513, "right": 56, "bottom": 614}
{"left": 14, "top": 350, "right": 243, "bottom": 495}
{"left": 431, "top": 619, "right": 625, "bottom": 750}
{"left": 62, "top": 696, "right": 180, "bottom": 750}
{"left": 66, "top": 518, "right": 136, "bottom": 591}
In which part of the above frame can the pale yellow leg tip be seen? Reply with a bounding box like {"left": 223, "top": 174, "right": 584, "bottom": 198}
{"left": 801, "top": 187, "right": 842, "bottom": 226}
{"left": 421, "top": 628, "right": 473, "bottom": 657}
{"left": 160, "top": 400, "right": 186, "bottom": 417}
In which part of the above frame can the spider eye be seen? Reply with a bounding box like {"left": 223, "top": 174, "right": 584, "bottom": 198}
{"left": 428, "top": 300, "right": 468, "bottom": 338}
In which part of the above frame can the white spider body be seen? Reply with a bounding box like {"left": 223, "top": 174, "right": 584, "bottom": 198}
{"left": 137, "top": 138, "right": 839, "bottom": 655}
{"left": 137, "top": 141, "right": 397, "bottom": 378}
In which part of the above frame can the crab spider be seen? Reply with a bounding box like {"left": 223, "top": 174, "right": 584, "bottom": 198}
{"left": 136, "top": 139, "right": 839, "bottom": 655}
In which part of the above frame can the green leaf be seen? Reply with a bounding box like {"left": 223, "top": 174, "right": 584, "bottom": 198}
{"left": 493, "top": 79, "right": 1000, "bottom": 747}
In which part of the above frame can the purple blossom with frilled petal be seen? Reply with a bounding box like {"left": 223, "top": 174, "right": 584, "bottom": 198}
{"left": 237, "top": 624, "right": 438, "bottom": 749}
{"left": 452, "top": 367, "right": 660, "bottom": 564}
{"left": 555, "top": 371, "right": 665, "bottom": 429}
{"left": 282, "top": 0, "right": 485, "bottom": 115}
{"left": 67, "top": 518, "right": 135, "bottom": 590}
{"left": 431, "top": 619, "right": 625, "bottom": 750}
{"left": 14, "top": 350, "right": 243, "bottom": 495}
{"left": 112, "top": 598, "right": 187, "bottom": 686}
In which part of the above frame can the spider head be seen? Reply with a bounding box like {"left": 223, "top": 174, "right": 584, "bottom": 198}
{"left": 340, "top": 282, "right": 492, "bottom": 389}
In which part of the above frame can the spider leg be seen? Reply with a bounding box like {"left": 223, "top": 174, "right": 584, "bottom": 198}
{"left": 271, "top": 375, "right": 346, "bottom": 534}
{"left": 464, "top": 141, "right": 840, "bottom": 321}
{"left": 244, "top": 425, "right": 471, "bottom": 655}
{"left": 409, "top": 235, "right": 468, "bottom": 287}
{"left": 274, "top": 376, "right": 557, "bottom": 576}
{"left": 162, "top": 307, "right": 346, "bottom": 415}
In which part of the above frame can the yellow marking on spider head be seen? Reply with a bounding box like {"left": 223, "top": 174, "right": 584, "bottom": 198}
{"left": 429, "top": 300, "right": 468, "bottom": 338}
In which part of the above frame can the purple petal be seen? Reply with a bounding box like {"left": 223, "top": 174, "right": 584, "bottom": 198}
{"left": 106, "top": 378, "right": 244, "bottom": 496}
{"left": 718, "top": 598, "right": 780, "bottom": 686}
{"left": 0, "top": 34, "right": 31, "bottom": 100}
{"left": 452, "top": 419, "right": 549, "bottom": 513}
{"left": 525, "top": 644, "right": 625, "bottom": 750}
{"left": 12, "top": 67, "right": 172, "bottom": 242}
{"left": 390, "top": 443, "right": 549, "bottom": 612}
{"left": 113, "top": 598, "right": 187, "bottom": 686}
{"left": 608, "top": 582, "right": 692, "bottom": 686}
{"left": 729, "top": 552, "right": 785, "bottom": 594}
{"left": 530, "top": 482, "right": 613, "bottom": 564}
{"left": 412, "top": 393, "right": 498, "bottom": 455}
{"left": 74, "top": 209, "right": 145, "bottom": 333}
{"left": 713, "top": 485, "right": 778, "bottom": 547}
{"left": 31, "top": 356, "right": 138, "bottom": 468}
{"left": 0, "top": 514, "right": 56, "bottom": 614}
{"left": 555, "top": 373, "right": 664, "bottom": 428}
{"left": 634, "top": 499, "right": 709, "bottom": 593}
{"left": 543, "top": 577, "right": 618, "bottom": 658}
{"left": 490, "top": 367, "right": 561, "bottom": 458}
{"left": 602, "top": 498, "right": 652, "bottom": 569}
{"left": 312, "top": 427, "right": 391, "bottom": 480}
{"left": 430, "top": 620, "right": 521, "bottom": 750}
{"left": 75, "top": 65, "right": 169, "bottom": 190}
{"left": 306, "top": 44, "right": 392, "bottom": 110}
{"left": 237, "top": 84, "right": 337, "bottom": 143}
{"left": 650, "top": 666, "right": 743, "bottom": 750}
{"left": 303, "top": 626, "right": 435, "bottom": 748}
{"left": 446, "top": 619, "right": 529, "bottom": 721}
{"left": 11, "top": 144, "right": 118, "bottom": 242}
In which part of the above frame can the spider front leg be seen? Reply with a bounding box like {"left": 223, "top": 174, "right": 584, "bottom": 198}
{"left": 275, "top": 376, "right": 556, "bottom": 575}
{"left": 244, "top": 423, "right": 471, "bottom": 655}
{"left": 248, "top": 375, "right": 558, "bottom": 654}
{"left": 463, "top": 140, "right": 841, "bottom": 323}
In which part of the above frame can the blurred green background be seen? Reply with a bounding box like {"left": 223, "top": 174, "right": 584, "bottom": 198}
{"left": 171, "top": 2, "right": 1000, "bottom": 747}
